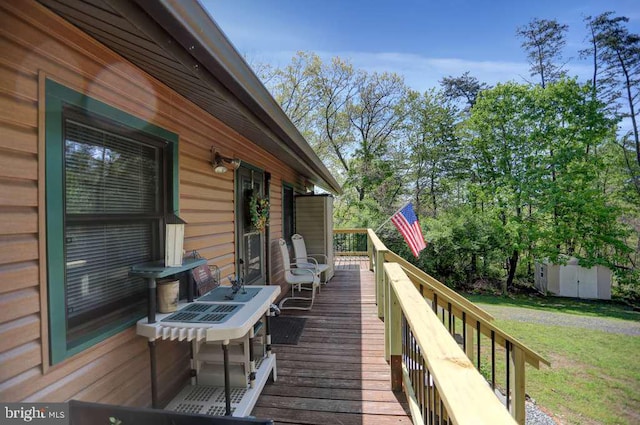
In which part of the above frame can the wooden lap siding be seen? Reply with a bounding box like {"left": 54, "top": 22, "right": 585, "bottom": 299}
{"left": 0, "top": 1, "right": 301, "bottom": 404}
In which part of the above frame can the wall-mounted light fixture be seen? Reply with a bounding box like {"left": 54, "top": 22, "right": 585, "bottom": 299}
{"left": 211, "top": 147, "right": 241, "bottom": 174}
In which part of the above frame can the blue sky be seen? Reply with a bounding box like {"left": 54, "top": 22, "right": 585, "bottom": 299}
{"left": 201, "top": 0, "right": 639, "bottom": 93}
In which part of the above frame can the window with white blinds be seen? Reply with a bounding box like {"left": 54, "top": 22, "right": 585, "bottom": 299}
{"left": 65, "top": 119, "right": 161, "bottom": 215}
{"left": 63, "top": 115, "right": 165, "bottom": 348}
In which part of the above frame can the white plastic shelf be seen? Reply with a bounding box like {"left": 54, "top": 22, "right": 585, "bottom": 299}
{"left": 165, "top": 355, "right": 275, "bottom": 418}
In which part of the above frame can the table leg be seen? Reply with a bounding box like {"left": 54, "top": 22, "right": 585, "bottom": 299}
{"left": 149, "top": 340, "right": 158, "bottom": 408}
{"left": 249, "top": 327, "right": 256, "bottom": 388}
{"left": 187, "top": 270, "right": 194, "bottom": 302}
{"left": 265, "top": 313, "right": 272, "bottom": 357}
{"left": 148, "top": 277, "right": 157, "bottom": 324}
{"left": 222, "top": 341, "right": 231, "bottom": 415}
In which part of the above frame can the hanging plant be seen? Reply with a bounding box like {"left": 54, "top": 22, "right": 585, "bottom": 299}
{"left": 249, "top": 194, "right": 270, "bottom": 232}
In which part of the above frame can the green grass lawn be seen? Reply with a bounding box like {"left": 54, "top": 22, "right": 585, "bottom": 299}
{"left": 465, "top": 294, "right": 640, "bottom": 425}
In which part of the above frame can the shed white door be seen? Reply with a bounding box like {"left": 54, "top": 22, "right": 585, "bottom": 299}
{"left": 559, "top": 265, "right": 578, "bottom": 297}
{"left": 577, "top": 267, "right": 598, "bottom": 299}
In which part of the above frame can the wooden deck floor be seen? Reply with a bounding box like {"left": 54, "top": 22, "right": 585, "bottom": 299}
{"left": 252, "top": 260, "right": 411, "bottom": 425}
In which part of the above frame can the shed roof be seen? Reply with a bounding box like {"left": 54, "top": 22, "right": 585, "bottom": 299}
{"left": 38, "top": 0, "right": 342, "bottom": 194}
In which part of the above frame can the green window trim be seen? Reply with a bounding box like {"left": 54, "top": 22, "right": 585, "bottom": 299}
{"left": 45, "top": 79, "right": 179, "bottom": 364}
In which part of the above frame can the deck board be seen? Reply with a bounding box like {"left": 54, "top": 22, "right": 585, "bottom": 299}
{"left": 252, "top": 260, "right": 411, "bottom": 424}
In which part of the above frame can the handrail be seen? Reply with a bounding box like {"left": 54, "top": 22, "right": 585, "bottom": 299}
{"left": 333, "top": 228, "right": 368, "bottom": 234}
{"left": 385, "top": 263, "right": 517, "bottom": 424}
{"left": 385, "top": 251, "right": 495, "bottom": 323}
{"left": 367, "top": 228, "right": 386, "bottom": 251}
{"left": 384, "top": 252, "right": 549, "bottom": 369}
{"left": 364, "top": 227, "right": 549, "bottom": 424}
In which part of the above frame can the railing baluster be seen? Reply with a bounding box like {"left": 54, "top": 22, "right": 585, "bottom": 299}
{"left": 411, "top": 335, "right": 420, "bottom": 393}
{"left": 447, "top": 302, "right": 452, "bottom": 334}
{"left": 452, "top": 310, "right": 456, "bottom": 335}
{"left": 435, "top": 380, "right": 439, "bottom": 425}
{"left": 432, "top": 293, "right": 438, "bottom": 313}
{"left": 419, "top": 346, "right": 425, "bottom": 423}
{"left": 410, "top": 328, "right": 415, "bottom": 392}
{"left": 491, "top": 330, "right": 496, "bottom": 391}
{"left": 426, "top": 369, "right": 432, "bottom": 425}
{"left": 506, "top": 340, "right": 511, "bottom": 411}
{"left": 422, "top": 358, "right": 428, "bottom": 424}
{"left": 462, "top": 312, "right": 467, "bottom": 352}
{"left": 477, "top": 320, "right": 481, "bottom": 368}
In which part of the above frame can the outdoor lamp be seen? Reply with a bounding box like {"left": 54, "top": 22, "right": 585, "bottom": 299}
{"left": 211, "top": 147, "right": 240, "bottom": 173}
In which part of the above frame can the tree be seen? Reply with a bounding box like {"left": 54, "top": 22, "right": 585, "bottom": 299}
{"left": 466, "top": 80, "right": 624, "bottom": 291}
{"left": 440, "top": 71, "right": 489, "bottom": 110}
{"left": 310, "top": 56, "right": 359, "bottom": 179}
{"left": 466, "top": 83, "right": 538, "bottom": 291}
{"left": 531, "top": 80, "right": 624, "bottom": 266}
{"left": 265, "top": 51, "right": 320, "bottom": 133}
{"left": 346, "top": 71, "right": 408, "bottom": 202}
{"left": 584, "top": 12, "right": 640, "bottom": 196}
{"left": 403, "top": 89, "right": 460, "bottom": 218}
{"left": 259, "top": 52, "right": 408, "bottom": 222}
{"left": 516, "top": 18, "right": 569, "bottom": 88}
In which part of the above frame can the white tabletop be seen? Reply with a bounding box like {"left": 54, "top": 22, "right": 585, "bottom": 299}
{"left": 136, "top": 285, "right": 280, "bottom": 343}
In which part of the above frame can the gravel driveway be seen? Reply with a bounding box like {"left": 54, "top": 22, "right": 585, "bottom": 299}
{"left": 476, "top": 304, "right": 640, "bottom": 336}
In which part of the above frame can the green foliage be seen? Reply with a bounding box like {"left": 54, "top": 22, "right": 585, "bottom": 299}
{"left": 260, "top": 29, "right": 640, "bottom": 298}
{"left": 463, "top": 79, "right": 630, "bottom": 289}
{"left": 249, "top": 194, "right": 269, "bottom": 232}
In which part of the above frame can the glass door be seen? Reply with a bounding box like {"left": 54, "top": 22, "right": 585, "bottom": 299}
{"left": 235, "top": 165, "right": 265, "bottom": 284}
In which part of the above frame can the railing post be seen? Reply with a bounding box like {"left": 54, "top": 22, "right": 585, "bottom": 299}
{"left": 376, "top": 249, "right": 387, "bottom": 319}
{"left": 368, "top": 234, "right": 374, "bottom": 272}
{"left": 388, "top": 273, "right": 402, "bottom": 391}
{"left": 465, "top": 318, "right": 475, "bottom": 361}
{"left": 511, "top": 346, "right": 526, "bottom": 424}
{"left": 384, "top": 269, "right": 391, "bottom": 361}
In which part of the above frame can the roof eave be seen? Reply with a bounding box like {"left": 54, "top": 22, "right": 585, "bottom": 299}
{"left": 139, "top": 0, "right": 342, "bottom": 194}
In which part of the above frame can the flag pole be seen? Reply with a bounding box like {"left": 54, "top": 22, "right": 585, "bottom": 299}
{"left": 374, "top": 200, "right": 412, "bottom": 233}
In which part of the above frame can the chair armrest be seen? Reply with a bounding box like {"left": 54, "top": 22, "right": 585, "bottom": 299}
{"left": 290, "top": 267, "right": 319, "bottom": 277}
{"left": 307, "top": 253, "right": 329, "bottom": 263}
{"left": 296, "top": 256, "right": 319, "bottom": 268}
{"left": 285, "top": 262, "right": 319, "bottom": 274}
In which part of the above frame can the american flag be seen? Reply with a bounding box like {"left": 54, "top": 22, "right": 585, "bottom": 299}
{"left": 391, "top": 203, "right": 427, "bottom": 257}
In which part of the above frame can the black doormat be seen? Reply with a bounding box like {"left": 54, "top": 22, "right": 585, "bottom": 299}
{"left": 270, "top": 316, "right": 307, "bottom": 345}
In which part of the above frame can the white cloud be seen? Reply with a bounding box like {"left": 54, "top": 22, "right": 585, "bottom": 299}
{"left": 246, "top": 49, "right": 594, "bottom": 92}
{"left": 246, "top": 49, "right": 526, "bottom": 89}
{"left": 342, "top": 52, "right": 531, "bottom": 91}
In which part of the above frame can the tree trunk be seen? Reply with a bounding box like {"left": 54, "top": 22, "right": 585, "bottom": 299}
{"left": 506, "top": 249, "right": 519, "bottom": 292}
{"left": 470, "top": 253, "right": 478, "bottom": 282}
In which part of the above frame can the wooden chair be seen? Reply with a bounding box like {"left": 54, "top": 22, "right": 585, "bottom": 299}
{"left": 277, "top": 238, "right": 320, "bottom": 310}
{"left": 291, "top": 233, "right": 330, "bottom": 285}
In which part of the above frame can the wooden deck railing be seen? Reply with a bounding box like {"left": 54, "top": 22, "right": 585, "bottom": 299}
{"left": 333, "top": 228, "right": 369, "bottom": 256}
{"left": 333, "top": 228, "right": 550, "bottom": 425}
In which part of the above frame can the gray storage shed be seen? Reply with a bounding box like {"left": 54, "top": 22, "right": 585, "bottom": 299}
{"left": 534, "top": 258, "right": 612, "bottom": 300}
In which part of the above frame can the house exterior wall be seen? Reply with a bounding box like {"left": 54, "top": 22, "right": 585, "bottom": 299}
{"left": 0, "top": 1, "right": 304, "bottom": 404}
